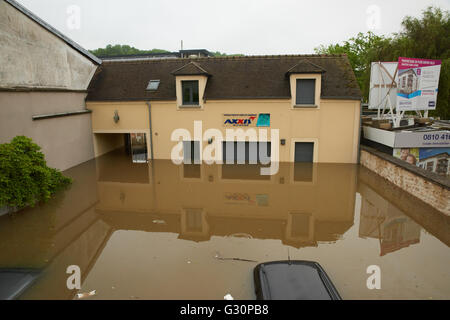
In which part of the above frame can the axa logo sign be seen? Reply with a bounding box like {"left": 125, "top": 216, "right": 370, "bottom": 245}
{"left": 223, "top": 114, "right": 270, "bottom": 127}
{"left": 224, "top": 116, "right": 257, "bottom": 126}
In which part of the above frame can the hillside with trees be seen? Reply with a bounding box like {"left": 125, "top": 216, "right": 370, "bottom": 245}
{"left": 89, "top": 44, "right": 170, "bottom": 57}
{"left": 89, "top": 45, "right": 243, "bottom": 58}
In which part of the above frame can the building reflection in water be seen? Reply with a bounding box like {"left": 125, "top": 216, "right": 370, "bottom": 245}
{"left": 94, "top": 150, "right": 358, "bottom": 248}
{"left": 359, "top": 183, "right": 421, "bottom": 256}
{"left": 357, "top": 166, "right": 450, "bottom": 256}
{"left": 0, "top": 148, "right": 448, "bottom": 299}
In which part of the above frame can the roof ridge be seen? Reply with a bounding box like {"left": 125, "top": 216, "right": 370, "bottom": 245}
{"left": 101, "top": 53, "right": 347, "bottom": 65}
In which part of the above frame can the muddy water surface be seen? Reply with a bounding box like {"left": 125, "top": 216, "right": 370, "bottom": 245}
{"left": 0, "top": 149, "right": 449, "bottom": 299}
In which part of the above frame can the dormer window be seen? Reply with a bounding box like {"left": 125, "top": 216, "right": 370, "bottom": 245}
{"left": 296, "top": 79, "right": 316, "bottom": 105}
{"left": 182, "top": 80, "right": 199, "bottom": 105}
{"left": 287, "top": 60, "right": 324, "bottom": 109}
{"left": 172, "top": 62, "right": 210, "bottom": 109}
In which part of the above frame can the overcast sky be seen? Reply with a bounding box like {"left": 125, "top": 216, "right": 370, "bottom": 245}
{"left": 16, "top": 0, "right": 450, "bottom": 55}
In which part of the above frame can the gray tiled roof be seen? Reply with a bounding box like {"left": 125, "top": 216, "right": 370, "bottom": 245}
{"left": 87, "top": 54, "right": 361, "bottom": 101}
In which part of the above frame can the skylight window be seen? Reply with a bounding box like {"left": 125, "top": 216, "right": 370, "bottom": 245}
{"left": 147, "top": 80, "right": 160, "bottom": 91}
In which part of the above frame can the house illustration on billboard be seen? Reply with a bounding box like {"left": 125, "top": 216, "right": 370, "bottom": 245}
{"left": 398, "top": 68, "right": 419, "bottom": 95}
{"left": 417, "top": 150, "right": 450, "bottom": 176}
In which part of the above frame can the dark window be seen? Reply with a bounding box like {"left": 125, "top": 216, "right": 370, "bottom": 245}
{"left": 182, "top": 81, "right": 199, "bottom": 105}
{"left": 296, "top": 79, "right": 316, "bottom": 105}
{"left": 294, "top": 142, "right": 314, "bottom": 163}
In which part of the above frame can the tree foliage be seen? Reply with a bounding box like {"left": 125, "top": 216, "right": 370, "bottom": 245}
{"left": 90, "top": 44, "right": 170, "bottom": 57}
{"left": 0, "top": 136, "right": 72, "bottom": 209}
{"left": 315, "top": 6, "right": 450, "bottom": 119}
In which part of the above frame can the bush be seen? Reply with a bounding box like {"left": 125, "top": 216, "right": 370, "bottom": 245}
{"left": 0, "top": 136, "right": 72, "bottom": 209}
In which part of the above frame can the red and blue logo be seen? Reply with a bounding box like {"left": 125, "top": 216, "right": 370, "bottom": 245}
{"left": 224, "top": 114, "right": 270, "bottom": 127}
{"left": 224, "top": 116, "right": 257, "bottom": 126}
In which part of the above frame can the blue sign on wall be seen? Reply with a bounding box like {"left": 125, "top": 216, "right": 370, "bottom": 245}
{"left": 256, "top": 114, "right": 270, "bottom": 127}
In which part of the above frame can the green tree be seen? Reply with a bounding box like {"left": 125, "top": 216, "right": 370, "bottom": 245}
{"left": 315, "top": 6, "right": 450, "bottom": 119}
{"left": 315, "top": 31, "right": 390, "bottom": 100}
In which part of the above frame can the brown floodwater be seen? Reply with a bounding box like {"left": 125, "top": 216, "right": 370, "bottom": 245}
{"left": 0, "top": 148, "right": 449, "bottom": 300}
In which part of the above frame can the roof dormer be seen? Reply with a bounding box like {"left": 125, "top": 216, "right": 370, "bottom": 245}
{"left": 286, "top": 59, "right": 326, "bottom": 75}
{"left": 172, "top": 62, "right": 210, "bottom": 109}
{"left": 287, "top": 60, "right": 325, "bottom": 109}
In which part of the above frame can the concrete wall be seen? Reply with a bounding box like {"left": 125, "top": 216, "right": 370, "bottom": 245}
{"left": 0, "top": 1, "right": 97, "bottom": 90}
{"left": 87, "top": 98, "right": 361, "bottom": 163}
{"left": 360, "top": 146, "right": 450, "bottom": 215}
{"left": 0, "top": 91, "right": 95, "bottom": 171}
{"left": 0, "top": 1, "right": 99, "bottom": 171}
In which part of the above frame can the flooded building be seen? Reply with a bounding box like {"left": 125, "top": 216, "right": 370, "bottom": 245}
{"left": 0, "top": 0, "right": 101, "bottom": 170}
{"left": 86, "top": 55, "right": 362, "bottom": 163}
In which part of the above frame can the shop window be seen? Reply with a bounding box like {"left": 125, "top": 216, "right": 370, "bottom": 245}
{"left": 183, "top": 141, "right": 200, "bottom": 164}
{"left": 182, "top": 80, "right": 199, "bottom": 105}
{"left": 222, "top": 141, "right": 271, "bottom": 164}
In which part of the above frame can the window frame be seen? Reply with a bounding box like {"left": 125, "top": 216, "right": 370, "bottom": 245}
{"left": 181, "top": 80, "right": 200, "bottom": 106}
{"left": 295, "top": 78, "right": 316, "bottom": 106}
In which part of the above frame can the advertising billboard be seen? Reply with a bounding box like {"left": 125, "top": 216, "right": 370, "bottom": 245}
{"left": 394, "top": 130, "right": 450, "bottom": 148}
{"left": 368, "top": 61, "right": 398, "bottom": 110}
{"left": 396, "top": 57, "right": 441, "bottom": 111}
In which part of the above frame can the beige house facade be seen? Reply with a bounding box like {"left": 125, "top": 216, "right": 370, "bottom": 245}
{"left": 87, "top": 55, "right": 362, "bottom": 164}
